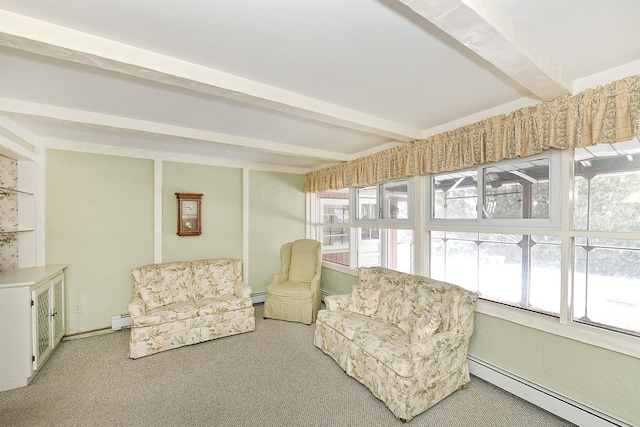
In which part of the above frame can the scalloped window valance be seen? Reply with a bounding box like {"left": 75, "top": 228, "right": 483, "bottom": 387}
{"left": 305, "top": 75, "right": 640, "bottom": 193}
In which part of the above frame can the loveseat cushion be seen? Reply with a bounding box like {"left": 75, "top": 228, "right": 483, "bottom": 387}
{"left": 358, "top": 267, "right": 405, "bottom": 324}
{"left": 353, "top": 325, "right": 415, "bottom": 378}
{"left": 196, "top": 295, "right": 253, "bottom": 316}
{"left": 131, "top": 301, "right": 199, "bottom": 327}
{"left": 135, "top": 262, "right": 194, "bottom": 310}
{"left": 348, "top": 287, "right": 381, "bottom": 317}
{"left": 317, "top": 309, "right": 391, "bottom": 340}
{"left": 192, "top": 258, "right": 241, "bottom": 300}
{"left": 392, "top": 277, "right": 447, "bottom": 335}
{"left": 410, "top": 313, "right": 441, "bottom": 343}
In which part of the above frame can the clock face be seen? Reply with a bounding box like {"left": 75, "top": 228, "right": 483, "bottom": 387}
{"left": 182, "top": 200, "right": 198, "bottom": 216}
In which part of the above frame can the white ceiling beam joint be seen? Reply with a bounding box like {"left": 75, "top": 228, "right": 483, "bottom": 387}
{"left": 396, "top": 0, "right": 572, "bottom": 100}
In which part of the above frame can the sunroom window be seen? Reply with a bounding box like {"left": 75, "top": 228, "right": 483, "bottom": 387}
{"left": 428, "top": 151, "right": 561, "bottom": 315}
{"left": 315, "top": 189, "right": 350, "bottom": 266}
{"left": 572, "top": 141, "right": 640, "bottom": 336}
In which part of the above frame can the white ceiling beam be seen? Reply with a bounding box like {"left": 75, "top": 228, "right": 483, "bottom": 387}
{"left": 397, "top": 0, "right": 572, "bottom": 100}
{"left": 0, "top": 98, "right": 351, "bottom": 162}
{"left": 0, "top": 10, "right": 421, "bottom": 143}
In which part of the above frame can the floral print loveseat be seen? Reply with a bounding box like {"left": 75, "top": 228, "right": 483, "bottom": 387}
{"left": 128, "top": 259, "right": 255, "bottom": 358}
{"left": 314, "top": 267, "right": 478, "bottom": 422}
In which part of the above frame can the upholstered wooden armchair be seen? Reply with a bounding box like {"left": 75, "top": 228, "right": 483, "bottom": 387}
{"left": 263, "top": 239, "right": 322, "bottom": 324}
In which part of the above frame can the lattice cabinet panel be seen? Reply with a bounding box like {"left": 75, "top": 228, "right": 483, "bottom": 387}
{"left": 0, "top": 266, "right": 67, "bottom": 391}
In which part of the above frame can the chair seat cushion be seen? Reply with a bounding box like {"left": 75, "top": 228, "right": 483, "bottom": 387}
{"left": 267, "top": 280, "right": 313, "bottom": 299}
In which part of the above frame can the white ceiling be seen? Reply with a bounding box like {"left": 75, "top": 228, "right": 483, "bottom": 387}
{"left": 0, "top": 0, "right": 639, "bottom": 173}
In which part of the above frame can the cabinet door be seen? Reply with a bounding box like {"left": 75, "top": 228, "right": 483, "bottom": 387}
{"left": 52, "top": 275, "right": 65, "bottom": 344}
{"left": 32, "top": 285, "right": 53, "bottom": 370}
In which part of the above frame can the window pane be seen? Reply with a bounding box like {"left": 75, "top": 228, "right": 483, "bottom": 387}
{"left": 483, "top": 159, "right": 550, "bottom": 219}
{"left": 529, "top": 237, "right": 561, "bottom": 314}
{"left": 478, "top": 241, "right": 522, "bottom": 304}
{"left": 574, "top": 239, "right": 640, "bottom": 336}
{"left": 446, "top": 239, "right": 478, "bottom": 292}
{"left": 430, "top": 232, "right": 479, "bottom": 292}
{"left": 318, "top": 189, "right": 350, "bottom": 266}
{"left": 430, "top": 233, "right": 560, "bottom": 315}
{"left": 382, "top": 180, "right": 409, "bottom": 220}
{"left": 357, "top": 185, "right": 378, "bottom": 220}
{"left": 432, "top": 171, "right": 477, "bottom": 219}
{"left": 358, "top": 228, "right": 413, "bottom": 274}
{"left": 574, "top": 144, "right": 640, "bottom": 232}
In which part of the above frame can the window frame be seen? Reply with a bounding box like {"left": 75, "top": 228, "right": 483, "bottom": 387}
{"left": 426, "top": 150, "right": 561, "bottom": 230}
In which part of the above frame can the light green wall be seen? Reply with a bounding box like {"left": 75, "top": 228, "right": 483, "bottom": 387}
{"left": 320, "top": 268, "right": 640, "bottom": 425}
{"left": 469, "top": 314, "right": 640, "bottom": 425}
{"left": 248, "top": 170, "right": 305, "bottom": 292}
{"left": 45, "top": 153, "right": 305, "bottom": 333}
{"left": 45, "top": 150, "right": 154, "bottom": 334}
{"left": 321, "top": 267, "right": 357, "bottom": 295}
{"left": 162, "top": 162, "right": 243, "bottom": 262}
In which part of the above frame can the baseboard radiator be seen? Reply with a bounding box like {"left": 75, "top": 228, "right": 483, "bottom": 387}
{"left": 252, "top": 291, "right": 266, "bottom": 305}
{"left": 111, "top": 313, "right": 131, "bottom": 330}
{"left": 467, "top": 355, "right": 632, "bottom": 427}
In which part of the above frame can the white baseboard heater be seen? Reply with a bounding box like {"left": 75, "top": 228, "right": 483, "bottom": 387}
{"left": 252, "top": 291, "right": 266, "bottom": 305}
{"left": 111, "top": 313, "right": 131, "bottom": 330}
{"left": 467, "top": 355, "right": 632, "bottom": 427}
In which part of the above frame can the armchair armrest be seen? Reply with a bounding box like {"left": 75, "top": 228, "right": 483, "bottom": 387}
{"left": 324, "top": 294, "right": 351, "bottom": 312}
{"left": 128, "top": 297, "right": 146, "bottom": 318}
{"left": 270, "top": 271, "right": 288, "bottom": 286}
{"left": 234, "top": 282, "right": 253, "bottom": 299}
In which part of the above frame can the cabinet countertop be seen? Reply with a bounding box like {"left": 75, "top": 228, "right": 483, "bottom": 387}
{"left": 0, "top": 265, "right": 68, "bottom": 288}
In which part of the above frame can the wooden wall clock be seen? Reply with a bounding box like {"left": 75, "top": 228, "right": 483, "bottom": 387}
{"left": 176, "top": 193, "right": 202, "bottom": 236}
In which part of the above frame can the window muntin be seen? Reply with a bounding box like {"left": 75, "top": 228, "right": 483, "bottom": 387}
{"left": 430, "top": 232, "right": 561, "bottom": 315}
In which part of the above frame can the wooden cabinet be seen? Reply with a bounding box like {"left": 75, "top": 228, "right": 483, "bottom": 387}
{"left": 0, "top": 265, "right": 67, "bottom": 391}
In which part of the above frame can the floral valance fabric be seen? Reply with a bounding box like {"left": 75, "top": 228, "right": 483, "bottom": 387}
{"left": 305, "top": 75, "right": 640, "bottom": 193}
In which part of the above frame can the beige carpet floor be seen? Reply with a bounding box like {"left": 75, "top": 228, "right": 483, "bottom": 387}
{"left": 0, "top": 304, "right": 576, "bottom": 426}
